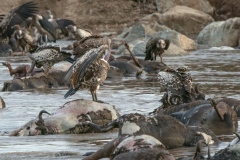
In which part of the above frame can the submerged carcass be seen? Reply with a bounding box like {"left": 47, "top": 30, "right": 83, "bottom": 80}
{"left": 9, "top": 99, "right": 120, "bottom": 136}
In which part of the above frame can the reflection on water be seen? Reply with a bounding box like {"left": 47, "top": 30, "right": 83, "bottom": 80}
{"left": 0, "top": 49, "right": 239, "bottom": 159}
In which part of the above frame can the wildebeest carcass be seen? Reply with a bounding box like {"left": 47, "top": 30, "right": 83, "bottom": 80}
{"left": 9, "top": 99, "right": 120, "bottom": 136}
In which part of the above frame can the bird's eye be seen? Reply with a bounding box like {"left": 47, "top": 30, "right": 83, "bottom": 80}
{"left": 26, "top": 126, "right": 30, "bottom": 130}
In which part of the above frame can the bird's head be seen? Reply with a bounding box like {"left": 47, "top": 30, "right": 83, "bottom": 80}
{"left": 157, "top": 39, "right": 166, "bottom": 49}
{"left": 65, "top": 25, "right": 76, "bottom": 32}
{"left": 11, "top": 25, "right": 20, "bottom": 30}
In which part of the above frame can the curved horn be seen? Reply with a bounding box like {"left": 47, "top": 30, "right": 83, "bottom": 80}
{"left": 233, "top": 132, "right": 240, "bottom": 144}
{"left": 169, "top": 94, "right": 182, "bottom": 105}
{"left": 124, "top": 41, "right": 142, "bottom": 68}
{"left": 38, "top": 110, "right": 51, "bottom": 122}
{"left": 209, "top": 98, "right": 224, "bottom": 121}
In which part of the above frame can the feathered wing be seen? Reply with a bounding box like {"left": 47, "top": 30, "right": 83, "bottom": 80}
{"left": 64, "top": 45, "right": 108, "bottom": 98}
{"left": 144, "top": 37, "right": 158, "bottom": 60}
{"left": 0, "top": 2, "right": 38, "bottom": 39}
{"left": 56, "top": 19, "right": 75, "bottom": 36}
{"left": 38, "top": 17, "right": 57, "bottom": 42}
{"left": 164, "top": 39, "right": 170, "bottom": 50}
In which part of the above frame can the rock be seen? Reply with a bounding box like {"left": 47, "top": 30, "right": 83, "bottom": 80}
{"left": 0, "top": 96, "right": 6, "bottom": 109}
{"left": 142, "top": 6, "right": 214, "bottom": 37}
{"left": 207, "top": 0, "right": 240, "bottom": 20}
{"left": 197, "top": 17, "right": 240, "bottom": 48}
{"left": 155, "top": 29, "right": 197, "bottom": 51}
{"left": 156, "top": 0, "right": 214, "bottom": 16}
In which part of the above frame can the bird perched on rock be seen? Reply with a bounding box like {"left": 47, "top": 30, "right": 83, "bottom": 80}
{"left": 72, "top": 35, "right": 109, "bottom": 59}
{"left": 64, "top": 43, "right": 111, "bottom": 101}
{"left": 66, "top": 25, "right": 92, "bottom": 41}
{"left": 0, "top": 2, "right": 38, "bottom": 53}
{"left": 144, "top": 37, "right": 170, "bottom": 63}
{"left": 27, "top": 45, "right": 73, "bottom": 75}
{"left": 12, "top": 24, "right": 37, "bottom": 55}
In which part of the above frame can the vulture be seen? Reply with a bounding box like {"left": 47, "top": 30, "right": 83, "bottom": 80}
{"left": 72, "top": 35, "right": 109, "bottom": 59}
{"left": 65, "top": 24, "right": 92, "bottom": 41}
{"left": 27, "top": 45, "right": 73, "bottom": 75}
{"left": 64, "top": 42, "right": 111, "bottom": 101}
{"left": 44, "top": 10, "right": 76, "bottom": 38}
{"left": 144, "top": 37, "right": 170, "bottom": 63}
{"left": 12, "top": 24, "right": 37, "bottom": 55}
{"left": 0, "top": 2, "right": 38, "bottom": 53}
{"left": 31, "top": 14, "right": 57, "bottom": 44}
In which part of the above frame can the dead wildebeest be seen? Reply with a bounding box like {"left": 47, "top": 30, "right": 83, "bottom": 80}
{"left": 83, "top": 134, "right": 176, "bottom": 160}
{"left": 81, "top": 113, "right": 220, "bottom": 160}
{"left": 9, "top": 99, "right": 120, "bottom": 136}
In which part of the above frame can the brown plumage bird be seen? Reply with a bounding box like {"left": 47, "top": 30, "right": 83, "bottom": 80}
{"left": 0, "top": 2, "right": 38, "bottom": 39}
{"left": 144, "top": 37, "right": 170, "bottom": 63}
{"left": 0, "top": 2, "right": 38, "bottom": 53}
{"left": 30, "top": 14, "right": 57, "bottom": 44}
{"left": 27, "top": 45, "right": 73, "bottom": 75}
{"left": 12, "top": 24, "right": 37, "bottom": 55}
{"left": 65, "top": 24, "right": 91, "bottom": 41}
{"left": 64, "top": 43, "right": 111, "bottom": 101}
{"left": 72, "top": 35, "right": 109, "bottom": 59}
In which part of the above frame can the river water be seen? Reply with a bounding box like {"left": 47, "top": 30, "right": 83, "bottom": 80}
{"left": 0, "top": 47, "right": 239, "bottom": 159}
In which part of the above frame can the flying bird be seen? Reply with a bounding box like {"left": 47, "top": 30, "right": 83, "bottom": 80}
{"left": 144, "top": 37, "right": 170, "bottom": 63}
{"left": 0, "top": 2, "right": 38, "bottom": 39}
{"left": 64, "top": 43, "right": 111, "bottom": 101}
{"left": 0, "top": 2, "right": 38, "bottom": 53}
{"left": 27, "top": 45, "right": 73, "bottom": 75}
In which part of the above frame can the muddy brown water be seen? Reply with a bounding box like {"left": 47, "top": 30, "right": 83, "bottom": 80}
{"left": 0, "top": 43, "right": 239, "bottom": 159}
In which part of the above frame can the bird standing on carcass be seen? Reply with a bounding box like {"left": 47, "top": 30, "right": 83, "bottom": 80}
{"left": 144, "top": 37, "right": 170, "bottom": 63}
{"left": 64, "top": 40, "right": 111, "bottom": 101}
{"left": 27, "top": 45, "right": 73, "bottom": 75}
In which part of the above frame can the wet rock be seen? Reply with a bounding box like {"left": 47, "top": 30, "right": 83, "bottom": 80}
{"left": 197, "top": 17, "right": 240, "bottom": 48}
{"left": 156, "top": 0, "right": 214, "bottom": 16}
{"left": 155, "top": 29, "right": 197, "bottom": 51}
{"left": 0, "top": 96, "right": 6, "bottom": 109}
{"left": 116, "top": 24, "right": 189, "bottom": 57}
{"left": 207, "top": 0, "right": 240, "bottom": 20}
{"left": 142, "top": 6, "right": 214, "bottom": 37}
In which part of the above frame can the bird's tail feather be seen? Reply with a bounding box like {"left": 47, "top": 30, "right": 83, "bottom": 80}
{"left": 64, "top": 86, "right": 79, "bottom": 98}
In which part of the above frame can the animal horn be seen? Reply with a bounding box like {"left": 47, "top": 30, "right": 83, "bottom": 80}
{"left": 233, "top": 132, "right": 240, "bottom": 143}
{"left": 38, "top": 110, "right": 51, "bottom": 122}
{"left": 124, "top": 41, "right": 142, "bottom": 68}
{"left": 209, "top": 98, "right": 224, "bottom": 121}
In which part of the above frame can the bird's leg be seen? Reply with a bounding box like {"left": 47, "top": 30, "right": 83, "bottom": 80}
{"left": 91, "top": 91, "right": 95, "bottom": 101}
{"left": 160, "top": 55, "right": 163, "bottom": 63}
{"left": 44, "top": 34, "right": 48, "bottom": 45}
